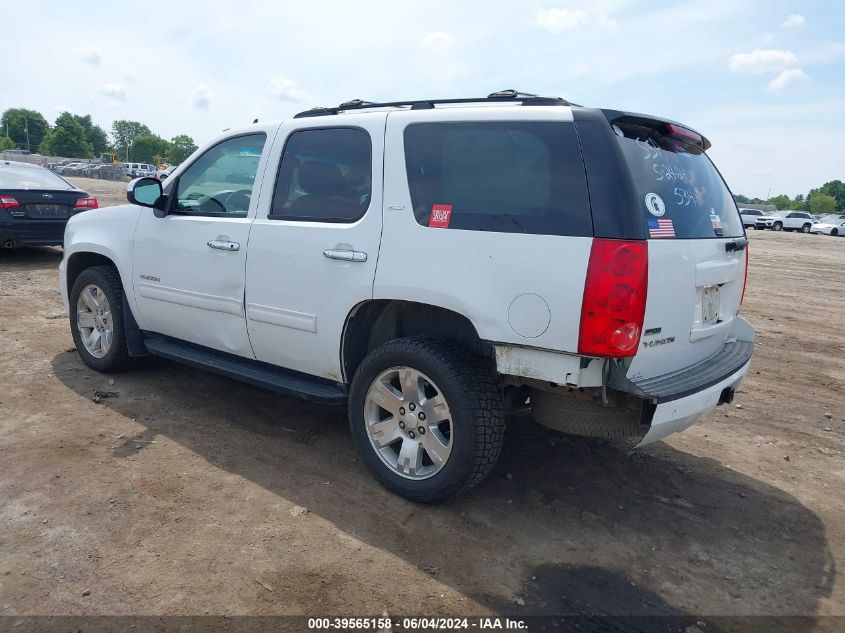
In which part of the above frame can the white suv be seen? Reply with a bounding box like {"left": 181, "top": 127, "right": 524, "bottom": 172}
{"left": 59, "top": 92, "right": 755, "bottom": 501}
{"left": 755, "top": 210, "right": 814, "bottom": 232}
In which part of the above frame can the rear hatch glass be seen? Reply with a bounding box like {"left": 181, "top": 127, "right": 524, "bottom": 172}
{"left": 612, "top": 119, "right": 743, "bottom": 239}
{"left": 611, "top": 116, "right": 747, "bottom": 381}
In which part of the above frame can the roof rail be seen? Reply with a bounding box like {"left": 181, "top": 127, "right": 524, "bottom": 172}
{"left": 293, "top": 89, "right": 571, "bottom": 118}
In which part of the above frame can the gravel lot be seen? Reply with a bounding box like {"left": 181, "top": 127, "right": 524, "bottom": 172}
{"left": 1, "top": 178, "right": 843, "bottom": 627}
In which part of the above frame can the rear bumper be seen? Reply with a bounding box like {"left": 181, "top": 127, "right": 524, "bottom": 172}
{"left": 636, "top": 359, "right": 750, "bottom": 445}
{"left": 0, "top": 219, "right": 68, "bottom": 246}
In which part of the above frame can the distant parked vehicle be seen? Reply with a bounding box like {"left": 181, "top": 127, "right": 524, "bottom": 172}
{"left": 125, "top": 162, "right": 157, "bottom": 179}
{"left": 0, "top": 160, "right": 98, "bottom": 248}
{"left": 810, "top": 217, "right": 845, "bottom": 236}
{"left": 755, "top": 211, "right": 814, "bottom": 232}
{"left": 739, "top": 208, "right": 763, "bottom": 228}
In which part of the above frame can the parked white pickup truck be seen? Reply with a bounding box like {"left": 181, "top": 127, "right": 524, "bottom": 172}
{"left": 59, "top": 91, "right": 755, "bottom": 501}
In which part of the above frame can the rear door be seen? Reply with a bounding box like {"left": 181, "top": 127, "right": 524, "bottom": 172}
{"left": 610, "top": 118, "right": 748, "bottom": 380}
{"left": 244, "top": 114, "right": 386, "bottom": 381}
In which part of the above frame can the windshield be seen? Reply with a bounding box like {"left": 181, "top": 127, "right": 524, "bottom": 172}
{"left": 0, "top": 164, "right": 73, "bottom": 190}
{"left": 613, "top": 120, "right": 743, "bottom": 239}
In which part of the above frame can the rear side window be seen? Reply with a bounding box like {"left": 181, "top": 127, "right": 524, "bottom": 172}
{"left": 270, "top": 127, "right": 372, "bottom": 223}
{"left": 613, "top": 119, "right": 743, "bottom": 239}
{"left": 0, "top": 164, "right": 72, "bottom": 189}
{"left": 403, "top": 121, "right": 592, "bottom": 236}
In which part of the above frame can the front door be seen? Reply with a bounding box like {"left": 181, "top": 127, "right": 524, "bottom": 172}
{"left": 245, "top": 114, "right": 386, "bottom": 381}
{"left": 131, "top": 132, "right": 272, "bottom": 357}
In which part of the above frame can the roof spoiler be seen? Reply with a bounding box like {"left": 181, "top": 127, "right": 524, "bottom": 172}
{"left": 600, "top": 109, "right": 712, "bottom": 151}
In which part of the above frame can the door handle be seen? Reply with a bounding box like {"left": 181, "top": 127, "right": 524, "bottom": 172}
{"left": 207, "top": 240, "right": 240, "bottom": 251}
{"left": 323, "top": 249, "right": 367, "bottom": 262}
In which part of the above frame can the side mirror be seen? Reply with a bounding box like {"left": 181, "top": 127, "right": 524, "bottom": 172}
{"left": 127, "top": 177, "right": 165, "bottom": 215}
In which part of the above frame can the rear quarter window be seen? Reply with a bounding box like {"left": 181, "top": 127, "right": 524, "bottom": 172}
{"left": 403, "top": 121, "right": 592, "bottom": 237}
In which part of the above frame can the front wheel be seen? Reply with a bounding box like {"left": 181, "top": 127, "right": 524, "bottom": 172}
{"left": 349, "top": 338, "right": 504, "bottom": 502}
{"left": 832, "top": 228, "right": 839, "bottom": 236}
{"left": 69, "top": 266, "right": 132, "bottom": 373}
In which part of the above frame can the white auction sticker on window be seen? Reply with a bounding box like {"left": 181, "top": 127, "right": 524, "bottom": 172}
{"left": 644, "top": 192, "right": 666, "bottom": 217}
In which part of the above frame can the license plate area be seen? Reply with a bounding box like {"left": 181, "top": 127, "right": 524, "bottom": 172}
{"left": 26, "top": 204, "right": 69, "bottom": 219}
{"left": 702, "top": 285, "right": 720, "bottom": 323}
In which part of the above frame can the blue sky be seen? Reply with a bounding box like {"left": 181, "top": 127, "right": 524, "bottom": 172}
{"left": 4, "top": 0, "right": 844, "bottom": 198}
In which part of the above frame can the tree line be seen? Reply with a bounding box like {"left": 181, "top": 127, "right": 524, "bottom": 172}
{"left": 0, "top": 107, "right": 198, "bottom": 165}
{"left": 735, "top": 181, "right": 844, "bottom": 215}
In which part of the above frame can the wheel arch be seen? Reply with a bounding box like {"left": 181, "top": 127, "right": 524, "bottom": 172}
{"left": 340, "top": 300, "right": 492, "bottom": 382}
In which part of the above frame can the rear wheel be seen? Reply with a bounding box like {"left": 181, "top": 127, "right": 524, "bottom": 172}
{"left": 832, "top": 228, "right": 839, "bottom": 236}
{"left": 773, "top": 222, "right": 783, "bottom": 231}
{"left": 349, "top": 337, "right": 504, "bottom": 502}
{"left": 69, "top": 266, "right": 132, "bottom": 373}
{"left": 802, "top": 224, "right": 811, "bottom": 233}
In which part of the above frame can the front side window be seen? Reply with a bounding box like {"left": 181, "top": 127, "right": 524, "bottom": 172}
{"left": 173, "top": 133, "right": 266, "bottom": 215}
{"left": 270, "top": 127, "right": 372, "bottom": 222}
{"left": 403, "top": 121, "right": 592, "bottom": 236}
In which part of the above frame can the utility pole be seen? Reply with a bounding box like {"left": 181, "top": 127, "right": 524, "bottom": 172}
{"left": 24, "top": 115, "right": 31, "bottom": 153}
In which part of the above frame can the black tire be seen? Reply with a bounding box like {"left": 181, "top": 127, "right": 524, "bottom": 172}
{"left": 832, "top": 228, "right": 839, "bottom": 237}
{"left": 69, "top": 266, "right": 132, "bottom": 373}
{"left": 801, "top": 224, "right": 811, "bottom": 233}
{"left": 773, "top": 222, "right": 783, "bottom": 231}
{"left": 348, "top": 337, "right": 504, "bottom": 502}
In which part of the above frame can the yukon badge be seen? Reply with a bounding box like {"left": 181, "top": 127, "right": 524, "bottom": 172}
{"left": 139, "top": 274, "right": 161, "bottom": 283}
{"left": 642, "top": 336, "right": 675, "bottom": 349}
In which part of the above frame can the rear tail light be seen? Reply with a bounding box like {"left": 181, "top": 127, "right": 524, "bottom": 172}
{"left": 740, "top": 245, "right": 749, "bottom": 307}
{"left": 74, "top": 196, "right": 99, "bottom": 210}
{"left": 578, "top": 239, "right": 649, "bottom": 358}
{"left": 0, "top": 196, "right": 20, "bottom": 209}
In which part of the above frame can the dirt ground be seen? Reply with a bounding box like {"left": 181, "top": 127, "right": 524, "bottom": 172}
{"left": 1, "top": 178, "right": 843, "bottom": 628}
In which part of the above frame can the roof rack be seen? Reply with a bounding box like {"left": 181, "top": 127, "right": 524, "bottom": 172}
{"left": 293, "top": 89, "right": 572, "bottom": 118}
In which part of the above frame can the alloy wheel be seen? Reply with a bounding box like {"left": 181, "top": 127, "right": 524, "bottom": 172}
{"left": 364, "top": 366, "right": 453, "bottom": 480}
{"left": 76, "top": 284, "right": 113, "bottom": 358}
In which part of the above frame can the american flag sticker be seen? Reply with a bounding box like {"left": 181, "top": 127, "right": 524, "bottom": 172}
{"left": 648, "top": 217, "right": 676, "bottom": 238}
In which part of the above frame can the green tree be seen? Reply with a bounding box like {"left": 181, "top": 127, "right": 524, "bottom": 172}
{"left": 734, "top": 194, "right": 750, "bottom": 204}
{"left": 72, "top": 114, "right": 109, "bottom": 154}
{"left": 0, "top": 135, "right": 15, "bottom": 151}
{"left": 808, "top": 193, "right": 837, "bottom": 215}
{"left": 112, "top": 120, "right": 152, "bottom": 161}
{"left": 39, "top": 112, "right": 94, "bottom": 158}
{"left": 167, "top": 134, "right": 197, "bottom": 165}
{"left": 130, "top": 133, "right": 171, "bottom": 163}
{"left": 769, "top": 194, "right": 791, "bottom": 210}
{"left": 0, "top": 108, "right": 50, "bottom": 151}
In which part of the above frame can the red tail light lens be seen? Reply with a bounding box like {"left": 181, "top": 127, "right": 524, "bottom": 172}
{"left": 74, "top": 196, "right": 99, "bottom": 210}
{"left": 740, "top": 245, "right": 749, "bottom": 307}
{"left": 0, "top": 196, "right": 20, "bottom": 209}
{"left": 578, "top": 239, "right": 649, "bottom": 358}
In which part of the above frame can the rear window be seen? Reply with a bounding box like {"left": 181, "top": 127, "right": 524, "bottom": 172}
{"left": 0, "top": 164, "right": 73, "bottom": 189}
{"left": 403, "top": 121, "right": 592, "bottom": 236}
{"left": 613, "top": 120, "right": 743, "bottom": 239}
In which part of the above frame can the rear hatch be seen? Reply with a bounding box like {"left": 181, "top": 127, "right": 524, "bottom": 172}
{"left": 610, "top": 116, "right": 747, "bottom": 381}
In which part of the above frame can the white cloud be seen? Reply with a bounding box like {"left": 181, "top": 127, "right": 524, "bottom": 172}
{"left": 82, "top": 48, "right": 101, "bottom": 65}
{"left": 268, "top": 77, "right": 310, "bottom": 102}
{"left": 420, "top": 31, "right": 452, "bottom": 50}
{"left": 758, "top": 32, "right": 774, "bottom": 44}
{"left": 533, "top": 8, "right": 617, "bottom": 33}
{"left": 97, "top": 83, "right": 127, "bottom": 100}
{"left": 767, "top": 68, "right": 809, "bottom": 93}
{"left": 780, "top": 14, "right": 806, "bottom": 28}
{"left": 191, "top": 85, "right": 212, "bottom": 110}
{"left": 728, "top": 49, "right": 798, "bottom": 73}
